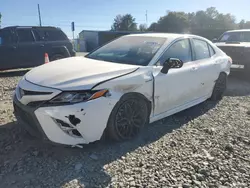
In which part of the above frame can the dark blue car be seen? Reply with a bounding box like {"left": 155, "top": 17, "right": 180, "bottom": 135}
{"left": 0, "top": 26, "right": 76, "bottom": 70}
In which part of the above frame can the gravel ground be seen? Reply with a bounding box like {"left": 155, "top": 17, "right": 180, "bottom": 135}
{"left": 0, "top": 70, "right": 250, "bottom": 188}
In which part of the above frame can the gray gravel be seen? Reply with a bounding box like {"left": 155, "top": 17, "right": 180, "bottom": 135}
{"left": 0, "top": 70, "right": 250, "bottom": 188}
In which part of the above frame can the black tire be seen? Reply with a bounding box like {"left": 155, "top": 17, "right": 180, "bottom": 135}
{"left": 50, "top": 54, "right": 64, "bottom": 61}
{"left": 210, "top": 73, "right": 227, "bottom": 101}
{"left": 106, "top": 94, "right": 149, "bottom": 141}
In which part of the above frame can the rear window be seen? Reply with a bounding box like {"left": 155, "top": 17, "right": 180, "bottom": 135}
{"left": 36, "top": 29, "right": 68, "bottom": 41}
{"left": 208, "top": 45, "right": 215, "bottom": 56}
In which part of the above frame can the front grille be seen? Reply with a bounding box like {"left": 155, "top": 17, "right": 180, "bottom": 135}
{"left": 21, "top": 89, "right": 52, "bottom": 96}
{"left": 27, "top": 101, "right": 46, "bottom": 107}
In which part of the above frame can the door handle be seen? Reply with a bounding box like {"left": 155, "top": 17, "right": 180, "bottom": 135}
{"left": 40, "top": 44, "right": 44, "bottom": 47}
{"left": 12, "top": 46, "right": 17, "bottom": 50}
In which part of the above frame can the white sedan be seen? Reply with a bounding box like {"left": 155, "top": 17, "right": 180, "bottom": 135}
{"left": 13, "top": 33, "right": 232, "bottom": 146}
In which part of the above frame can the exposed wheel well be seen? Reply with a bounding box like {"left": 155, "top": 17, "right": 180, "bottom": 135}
{"left": 120, "top": 92, "right": 152, "bottom": 118}
{"left": 102, "top": 92, "right": 152, "bottom": 141}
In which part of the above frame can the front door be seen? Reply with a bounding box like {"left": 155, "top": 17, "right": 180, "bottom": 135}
{"left": 153, "top": 38, "right": 201, "bottom": 116}
{"left": 0, "top": 29, "right": 18, "bottom": 70}
{"left": 16, "top": 28, "right": 45, "bottom": 68}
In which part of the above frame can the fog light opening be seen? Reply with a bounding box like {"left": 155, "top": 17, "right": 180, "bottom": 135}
{"left": 72, "top": 129, "right": 81, "bottom": 137}
{"left": 54, "top": 118, "right": 83, "bottom": 138}
{"left": 55, "top": 119, "right": 71, "bottom": 128}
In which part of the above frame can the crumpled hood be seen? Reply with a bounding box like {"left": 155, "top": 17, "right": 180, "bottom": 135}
{"left": 25, "top": 57, "right": 139, "bottom": 90}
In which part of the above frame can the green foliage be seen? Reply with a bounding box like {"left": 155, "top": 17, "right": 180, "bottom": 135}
{"left": 154, "top": 12, "right": 189, "bottom": 33}
{"left": 139, "top": 24, "right": 147, "bottom": 31}
{"left": 111, "top": 7, "right": 250, "bottom": 39}
{"left": 111, "top": 14, "right": 137, "bottom": 31}
{"left": 147, "top": 7, "right": 241, "bottom": 39}
{"left": 238, "top": 20, "right": 250, "bottom": 29}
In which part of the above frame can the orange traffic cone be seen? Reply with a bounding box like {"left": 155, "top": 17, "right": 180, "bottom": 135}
{"left": 44, "top": 53, "right": 49, "bottom": 64}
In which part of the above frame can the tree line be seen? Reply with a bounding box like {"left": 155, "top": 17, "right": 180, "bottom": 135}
{"left": 111, "top": 7, "right": 250, "bottom": 39}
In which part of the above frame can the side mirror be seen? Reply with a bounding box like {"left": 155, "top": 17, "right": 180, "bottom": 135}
{"left": 212, "top": 38, "right": 218, "bottom": 43}
{"left": 161, "top": 58, "right": 183, "bottom": 74}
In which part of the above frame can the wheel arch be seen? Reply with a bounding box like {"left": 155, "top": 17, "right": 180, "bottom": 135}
{"left": 49, "top": 46, "right": 71, "bottom": 59}
{"left": 218, "top": 71, "right": 228, "bottom": 79}
{"left": 119, "top": 92, "right": 152, "bottom": 117}
{"left": 103, "top": 91, "right": 151, "bottom": 141}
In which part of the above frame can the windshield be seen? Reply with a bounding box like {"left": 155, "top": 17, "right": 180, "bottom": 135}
{"left": 218, "top": 31, "right": 250, "bottom": 42}
{"left": 86, "top": 36, "right": 166, "bottom": 66}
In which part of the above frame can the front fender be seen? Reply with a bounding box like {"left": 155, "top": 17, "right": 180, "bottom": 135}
{"left": 94, "top": 67, "right": 154, "bottom": 116}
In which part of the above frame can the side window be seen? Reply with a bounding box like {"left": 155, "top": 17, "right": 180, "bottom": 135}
{"left": 159, "top": 39, "right": 192, "bottom": 64}
{"left": 17, "top": 29, "right": 34, "bottom": 43}
{"left": 208, "top": 44, "right": 215, "bottom": 56}
{"left": 0, "top": 30, "right": 13, "bottom": 45}
{"left": 193, "top": 39, "right": 210, "bottom": 60}
{"left": 32, "top": 29, "right": 43, "bottom": 41}
{"left": 44, "top": 30, "right": 68, "bottom": 41}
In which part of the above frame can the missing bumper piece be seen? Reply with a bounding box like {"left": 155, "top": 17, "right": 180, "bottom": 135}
{"left": 54, "top": 118, "right": 82, "bottom": 138}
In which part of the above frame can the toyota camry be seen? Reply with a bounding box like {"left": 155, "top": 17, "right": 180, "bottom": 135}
{"left": 13, "top": 33, "right": 232, "bottom": 146}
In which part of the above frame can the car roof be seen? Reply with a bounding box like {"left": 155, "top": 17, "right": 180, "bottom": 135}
{"left": 126, "top": 33, "right": 206, "bottom": 40}
{"left": 1, "top": 26, "right": 60, "bottom": 30}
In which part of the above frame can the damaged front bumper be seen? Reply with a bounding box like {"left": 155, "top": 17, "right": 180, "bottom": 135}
{"left": 13, "top": 92, "right": 118, "bottom": 146}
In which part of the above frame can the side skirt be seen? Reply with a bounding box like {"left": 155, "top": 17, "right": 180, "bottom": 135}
{"left": 149, "top": 94, "right": 210, "bottom": 123}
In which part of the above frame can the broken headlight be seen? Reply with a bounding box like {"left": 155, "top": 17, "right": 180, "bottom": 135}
{"left": 49, "top": 90, "right": 109, "bottom": 104}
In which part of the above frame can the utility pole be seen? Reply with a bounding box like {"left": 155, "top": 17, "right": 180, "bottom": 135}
{"left": 71, "top": 22, "right": 75, "bottom": 40}
{"left": 38, "top": 4, "right": 42, "bottom": 26}
{"left": 145, "top": 10, "right": 148, "bottom": 27}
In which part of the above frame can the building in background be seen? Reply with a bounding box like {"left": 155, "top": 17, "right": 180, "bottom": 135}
{"left": 78, "top": 30, "right": 145, "bottom": 52}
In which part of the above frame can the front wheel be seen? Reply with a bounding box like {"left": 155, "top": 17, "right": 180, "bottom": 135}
{"left": 106, "top": 95, "right": 149, "bottom": 141}
{"left": 210, "top": 73, "right": 227, "bottom": 101}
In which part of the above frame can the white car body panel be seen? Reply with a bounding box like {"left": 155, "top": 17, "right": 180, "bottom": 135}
{"left": 13, "top": 33, "right": 231, "bottom": 146}
{"left": 35, "top": 97, "right": 117, "bottom": 145}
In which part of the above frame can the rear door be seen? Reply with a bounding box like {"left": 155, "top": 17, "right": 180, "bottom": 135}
{"left": 191, "top": 38, "right": 220, "bottom": 97}
{"left": 153, "top": 38, "right": 202, "bottom": 115}
{"left": 0, "top": 28, "right": 18, "bottom": 70}
{"left": 16, "top": 28, "right": 45, "bottom": 68}
{"left": 41, "top": 28, "right": 72, "bottom": 58}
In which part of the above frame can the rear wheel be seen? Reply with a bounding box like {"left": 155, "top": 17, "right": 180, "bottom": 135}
{"left": 106, "top": 95, "right": 149, "bottom": 141}
{"left": 50, "top": 54, "right": 64, "bottom": 61}
{"left": 210, "top": 73, "right": 227, "bottom": 101}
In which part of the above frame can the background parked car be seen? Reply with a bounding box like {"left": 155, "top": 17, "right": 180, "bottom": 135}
{"left": 213, "top": 29, "right": 250, "bottom": 76}
{"left": 0, "top": 26, "right": 76, "bottom": 70}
